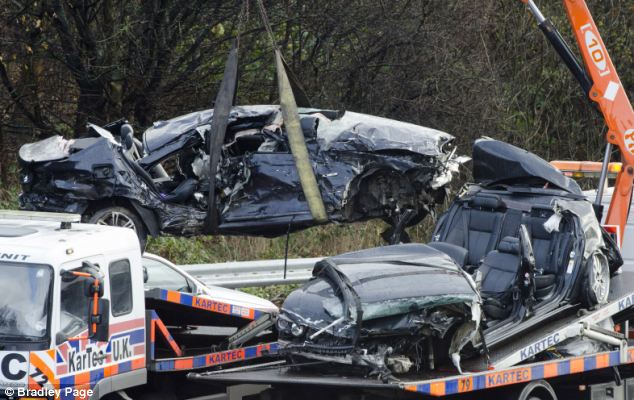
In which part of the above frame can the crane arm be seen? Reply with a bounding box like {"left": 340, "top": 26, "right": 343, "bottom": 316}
{"left": 523, "top": 0, "right": 634, "bottom": 244}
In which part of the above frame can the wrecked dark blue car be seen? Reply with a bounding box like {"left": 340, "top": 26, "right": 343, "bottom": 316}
{"left": 18, "top": 106, "right": 462, "bottom": 245}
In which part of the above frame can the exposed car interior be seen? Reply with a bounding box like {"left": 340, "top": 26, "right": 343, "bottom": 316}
{"left": 115, "top": 112, "right": 326, "bottom": 210}
{"left": 431, "top": 191, "right": 577, "bottom": 323}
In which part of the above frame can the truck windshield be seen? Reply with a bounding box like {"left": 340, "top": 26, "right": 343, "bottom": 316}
{"left": 0, "top": 263, "right": 52, "bottom": 339}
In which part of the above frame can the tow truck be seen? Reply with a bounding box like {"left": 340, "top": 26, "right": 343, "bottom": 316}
{"left": 186, "top": 1, "right": 634, "bottom": 399}
{"left": 0, "top": 210, "right": 279, "bottom": 400}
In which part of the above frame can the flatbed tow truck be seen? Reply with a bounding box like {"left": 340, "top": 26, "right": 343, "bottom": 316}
{"left": 186, "top": 0, "right": 634, "bottom": 399}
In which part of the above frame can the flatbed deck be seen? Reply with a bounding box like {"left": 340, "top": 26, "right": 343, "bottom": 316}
{"left": 189, "top": 271, "right": 634, "bottom": 397}
{"left": 144, "top": 288, "right": 278, "bottom": 372}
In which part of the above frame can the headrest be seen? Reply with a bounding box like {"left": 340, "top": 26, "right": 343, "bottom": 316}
{"left": 530, "top": 213, "right": 553, "bottom": 239}
{"left": 498, "top": 236, "right": 520, "bottom": 255}
{"left": 469, "top": 195, "right": 505, "bottom": 210}
{"left": 300, "top": 116, "right": 319, "bottom": 139}
{"left": 120, "top": 124, "right": 134, "bottom": 150}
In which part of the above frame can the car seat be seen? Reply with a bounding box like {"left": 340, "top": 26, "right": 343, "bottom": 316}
{"left": 479, "top": 236, "right": 521, "bottom": 320}
{"left": 442, "top": 194, "right": 506, "bottom": 268}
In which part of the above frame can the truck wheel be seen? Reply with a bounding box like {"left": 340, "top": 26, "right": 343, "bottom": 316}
{"left": 582, "top": 252, "right": 610, "bottom": 307}
{"left": 88, "top": 206, "right": 147, "bottom": 249}
{"left": 516, "top": 380, "right": 557, "bottom": 400}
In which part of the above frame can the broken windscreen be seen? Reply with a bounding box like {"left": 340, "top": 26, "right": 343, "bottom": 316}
{"left": 0, "top": 263, "right": 52, "bottom": 340}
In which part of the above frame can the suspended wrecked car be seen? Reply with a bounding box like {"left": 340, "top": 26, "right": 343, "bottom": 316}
{"left": 18, "top": 106, "right": 462, "bottom": 245}
{"left": 277, "top": 138, "right": 622, "bottom": 378}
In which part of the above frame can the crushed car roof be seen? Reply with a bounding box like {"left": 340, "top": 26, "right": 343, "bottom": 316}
{"left": 473, "top": 138, "right": 583, "bottom": 195}
{"left": 143, "top": 105, "right": 455, "bottom": 156}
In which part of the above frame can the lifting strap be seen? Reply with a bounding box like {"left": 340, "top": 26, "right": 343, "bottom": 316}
{"left": 206, "top": 3, "right": 247, "bottom": 233}
{"left": 257, "top": 0, "right": 327, "bottom": 223}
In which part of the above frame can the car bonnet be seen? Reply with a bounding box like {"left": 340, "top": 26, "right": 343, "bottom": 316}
{"left": 282, "top": 244, "right": 477, "bottom": 327}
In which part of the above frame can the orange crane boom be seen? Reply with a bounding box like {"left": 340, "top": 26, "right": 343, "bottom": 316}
{"left": 523, "top": 0, "right": 634, "bottom": 244}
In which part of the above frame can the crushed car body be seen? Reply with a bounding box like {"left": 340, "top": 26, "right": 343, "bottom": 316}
{"left": 278, "top": 138, "right": 622, "bottom": 378}
{"left": 278, "top": 244, "right": 481, "bottom": 379}
{"left": 18, "top": 106, "right": 463, "bottom": 242}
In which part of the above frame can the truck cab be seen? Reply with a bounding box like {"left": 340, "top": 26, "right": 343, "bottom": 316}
{"left": 0, "top": 211, "right": 278, "bottom": 400}
{"left": 0, "top": 211, "right": 145, "bottom": 398}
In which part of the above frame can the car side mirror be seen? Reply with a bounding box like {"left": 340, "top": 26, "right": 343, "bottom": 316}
{"left": 143, "top": 266, "right": 149, "bottom": 283}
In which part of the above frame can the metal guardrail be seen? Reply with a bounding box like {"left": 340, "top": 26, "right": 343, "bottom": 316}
{"left": 179, "top": 257, "right": 322, "bottom": 288}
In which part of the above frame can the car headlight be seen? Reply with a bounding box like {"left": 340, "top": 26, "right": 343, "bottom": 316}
{"left": 291, "top": 323, "right": 305, "bottom": 337}
{"left": 276, "top": 317, "right": 290, "bottom": 332}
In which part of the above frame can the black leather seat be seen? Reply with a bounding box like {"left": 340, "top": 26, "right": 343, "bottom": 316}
{"left": 479, "top": 236, "right": 521, "bottom": 320}
{"left": 441, "top": 194, "right": 506, "bottom": 268}
{"left": 160, "top": 178, "right": 197, "bottom": 203}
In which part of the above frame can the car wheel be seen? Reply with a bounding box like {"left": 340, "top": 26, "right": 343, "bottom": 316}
{"left": 88, "top": 206, "right": 147, "bottom": 249}
{"left": 582, "top": 252, "right": 610, "bottom": 307}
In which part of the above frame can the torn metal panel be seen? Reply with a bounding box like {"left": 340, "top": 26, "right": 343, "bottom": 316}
{"left": 553, "top": 199, "right": 604, "bottom": 258}
{"left": 18, "top": 135, "right": 74, "bottom": 163}
{"left": 315, "top": 111, "right": 454, "bottom": 156}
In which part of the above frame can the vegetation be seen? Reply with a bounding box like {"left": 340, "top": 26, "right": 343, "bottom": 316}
{"left": 0, "top": 1, "right": 633, "bottom": 298}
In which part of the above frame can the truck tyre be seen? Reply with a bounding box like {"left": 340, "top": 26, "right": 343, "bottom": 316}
{"left": 88, "top": 206, "right": 147, "bottom": 249}
{"left": 582, "top": 252, "right": 610, "bottom": 307}
{"left": 516, "top": 380, "right": 557, "bottom": 400}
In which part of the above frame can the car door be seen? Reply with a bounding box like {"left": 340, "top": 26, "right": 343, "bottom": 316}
{"left": 217, "top": 151, "right": 312, "bottom": 236}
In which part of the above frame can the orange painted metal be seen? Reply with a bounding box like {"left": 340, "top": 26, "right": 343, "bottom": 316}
{"left": 550, "top": 160, "right": 622, "bottom": 174}
{"left": 562, "top": 0, "right": 634, "bottom": 244}
{"left": 153, "top": 318, "right": 183, "bottom": 357}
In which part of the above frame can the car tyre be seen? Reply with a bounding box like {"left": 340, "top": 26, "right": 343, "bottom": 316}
{"left": 88, "top": 206, "right": 147, "bottom": 249}
{"left": 581, "top": 252, "right": 610, "bottom": 307}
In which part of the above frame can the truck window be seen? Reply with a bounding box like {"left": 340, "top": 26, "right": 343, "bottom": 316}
{"left": 0, "top": 263, "right": 52, "bottom": 340}
{"left": 110, "top": 259, "right": 133, "bottom": 316}
{"left": 60, "top": 272, "right": 91, "bottom": 337}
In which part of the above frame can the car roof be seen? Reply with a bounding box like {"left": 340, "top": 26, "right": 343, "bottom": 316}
{"left": 141, "top": 105, "right": 455, "bottom": 157}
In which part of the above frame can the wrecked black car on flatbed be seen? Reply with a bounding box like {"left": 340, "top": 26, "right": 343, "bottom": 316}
{"left": 18, "top": 106, "right": 462, "bottom": 244}
{"left": 277, "top": 138, "right": 622, "bottom": 378}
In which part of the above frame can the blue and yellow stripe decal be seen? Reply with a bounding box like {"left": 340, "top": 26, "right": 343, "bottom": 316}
{"left": 151, "top": 289, "right": 263, "bottom": 320}
{"left": 403, "top": 348, "right": 631, "bottom": 396}
{"left": 150, "top": 342, "right": 279, "bottom": 372}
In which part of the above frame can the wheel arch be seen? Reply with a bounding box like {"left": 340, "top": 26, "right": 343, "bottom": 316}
{"left": 84, "top": 197, "right": 160, "bottom": 237}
